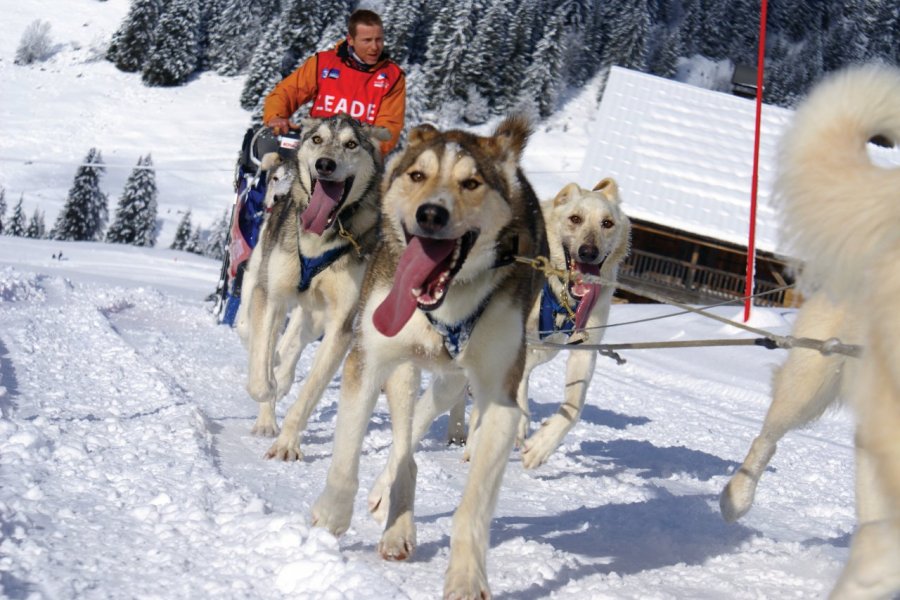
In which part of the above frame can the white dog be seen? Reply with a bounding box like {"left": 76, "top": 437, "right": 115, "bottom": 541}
{"left": 725, "top": 63, "right": 900, "bottom": 599}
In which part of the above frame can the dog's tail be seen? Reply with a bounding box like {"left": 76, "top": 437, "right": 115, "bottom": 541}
{"left": 776, "top": 63, "right": 900, "bottom": 296}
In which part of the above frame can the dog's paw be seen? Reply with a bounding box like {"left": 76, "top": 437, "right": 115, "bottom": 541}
{"left": 250, "top": 420, "right": 279, "bottom": 437}
{"left": 520, "top": 417, "right": 567, "bottom": 469}
{"left": 311, "top": 487, "right": 353, "bottom": 536}
{"left": 378, "top": 529, "right": 416, "bottom": 561}
{"left": 264, "top": 437, "right": 303, "bottom": 461}
{"left": 444, "top": 566, "right": 490, "bottom": 600}
{"left": 719, "top": 470, "right": 758, "bottom": 523}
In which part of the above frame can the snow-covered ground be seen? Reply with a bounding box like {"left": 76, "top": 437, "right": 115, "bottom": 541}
{"left": 0, "top": 2, "right": 860, "bottom": 599}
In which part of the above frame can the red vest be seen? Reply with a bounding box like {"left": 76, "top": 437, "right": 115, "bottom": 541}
{"left": 310, "top": 51, "right": 402, "bottom": 124}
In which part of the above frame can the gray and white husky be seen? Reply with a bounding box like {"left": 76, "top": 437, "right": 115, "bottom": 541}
{"left": 241, "top": 114, "right": 390, "bottom": 461}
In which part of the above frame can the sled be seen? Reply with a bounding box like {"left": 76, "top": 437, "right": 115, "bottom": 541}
{"left": 212, "top": 126, "right": 299, "bottom": 325}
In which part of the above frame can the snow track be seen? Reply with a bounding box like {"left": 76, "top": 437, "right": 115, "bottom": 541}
{"left": 0, "top": 243, "right": 857, "bottom": 598}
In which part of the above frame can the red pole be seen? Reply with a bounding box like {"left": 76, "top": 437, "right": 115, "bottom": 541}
{"left": 744, "top": 0, "right": 768, "bottom": 322}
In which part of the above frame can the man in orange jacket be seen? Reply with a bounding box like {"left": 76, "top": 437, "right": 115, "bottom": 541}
{"left": 263, "top": 9, "right": 406, "bottom": 156}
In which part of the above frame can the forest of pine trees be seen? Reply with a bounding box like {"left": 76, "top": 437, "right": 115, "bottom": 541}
{"left": 105, "top": 0, "right": 900, "bottom": 122}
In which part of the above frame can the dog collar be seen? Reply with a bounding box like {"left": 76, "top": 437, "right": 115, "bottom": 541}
{"left": 297, "top": 244, "right": 353, "bottom": 292}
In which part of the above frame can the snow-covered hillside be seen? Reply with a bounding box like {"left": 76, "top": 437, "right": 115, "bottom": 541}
{"left": 0, "top": 2, "right": 862, "bottom": 599}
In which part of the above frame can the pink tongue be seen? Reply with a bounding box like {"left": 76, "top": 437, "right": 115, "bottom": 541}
{"left": 300, "top": 180, "right": 344, "bottom": 235}
{"left": 572, "top": 263, "right": 601, "bottom": 331}
{"left": 373, "top": 236, "right": 456, "bottom": 337}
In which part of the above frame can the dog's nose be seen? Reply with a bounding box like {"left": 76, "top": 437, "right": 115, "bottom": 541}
{"left": 415, "top": 203, "right": 450, "bottom": 234}
{"left": 315, "top": 158, "right": 337, "bottom": 177}
{"left": 577, "top": 244, "right": 600, "bottom": 263}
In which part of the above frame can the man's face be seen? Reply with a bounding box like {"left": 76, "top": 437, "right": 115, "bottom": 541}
{"left": 347, "top": 23, "right": 384, "bottom": 65}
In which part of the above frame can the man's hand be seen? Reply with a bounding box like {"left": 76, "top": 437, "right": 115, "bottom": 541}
{"left": 266, "top": 117, "right": 299, "bottom": 136}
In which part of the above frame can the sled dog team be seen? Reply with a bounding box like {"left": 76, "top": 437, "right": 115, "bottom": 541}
{"left": 237, "top": 64, "right": 900, "bottom": 599}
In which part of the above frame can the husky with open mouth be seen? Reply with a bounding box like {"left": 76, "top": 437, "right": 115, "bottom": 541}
{"left": 242, "top": 114, "right": 390, "bottom": 461}
{"left": 310, "top": 115, "right": 547, "bottom": 599}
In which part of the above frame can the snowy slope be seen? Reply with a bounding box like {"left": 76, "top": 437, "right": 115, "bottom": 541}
{"left": 0, "top": 2, "right": 861, "bottom": 599}
{"left": 0, "top": 237, "right": 856, "bottom": 599}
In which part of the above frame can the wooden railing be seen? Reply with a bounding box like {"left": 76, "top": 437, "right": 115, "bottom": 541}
{"left": 619, "top": 248, "right": 790, "bottom": 306}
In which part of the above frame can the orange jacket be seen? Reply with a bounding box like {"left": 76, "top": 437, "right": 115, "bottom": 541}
{"left": 263, "top": 41, "right": 406, "bottom": 156}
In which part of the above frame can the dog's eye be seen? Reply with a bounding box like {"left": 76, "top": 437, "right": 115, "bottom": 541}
{"left": 602, "top": 219, "right": 615, "bottom": 229}
{"left": 409, "top": 171, "right": 426, "bottom": 183}
{"left": 460, "top": 178, "right": 481, "bottom": 191}
{"left": 569, "top": 215, "right": 583, "bottom": 225}
{"left": 311, "top": 135, "right": 323, "bottom": 144}
{"left": 344, "top": 140, "right": 358, "bottom": 149}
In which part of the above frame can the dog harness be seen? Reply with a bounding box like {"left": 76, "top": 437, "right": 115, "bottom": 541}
{"left": 297, "top": 244, "right": 352, "bottom": 292}
{"left": 425, "top": 297, "right": 491, "bottom": 359}
{"left": 538, "top": 280, "right": 580, "bottom": 340}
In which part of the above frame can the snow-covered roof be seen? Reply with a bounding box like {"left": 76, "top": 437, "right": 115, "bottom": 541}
{"left": 579, "top": 66, "right": 793, "bottom": 255}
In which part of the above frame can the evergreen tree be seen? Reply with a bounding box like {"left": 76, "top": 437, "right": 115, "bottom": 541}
{"left": 208, "top": 0, "right": 281, "bottom": 75}
{"left": 203, "top": 209, "right": 229, "bottom": 260}
{"left": 495, "top": 0, "right": 541, "bottom": 111}
{"left": 106, "top": 155, "right": 159, "bottom": 247}
{"left": 0, "top": 185, "right": 6, "bottom": 235}
{"left": 170, "top": 210, "right": 193, "bottom": 250}
{"left": 142, "top": 0, "right": 202, "bottom": 86}
{"left": 724, "top": 0, "right": 763, "bottom": 66}
{"left": 26, "top": 209, "right": 46, "bottom": 239}
{"left": 7, "top": 195, "right": 26, "bottom": 237}
{"left": 698, "top": 0, "right": 728, "bottom": 60}
{"left": 601, "top": 0, "right": 651, "bottom": 72}
{"left": 519, "top": 8, "right": 568, "bottom": 117}
{"left": 766, "top": 35, "right": 823, "bottom": 108}
{"left": 648, "top": 25, "right": 682, "bottom": 79}
{"left": 769, "top": 0, "right": 823, "bottom": 43}
{"left": 52, "top": 148, "right": 109, "bottom": 242}
{"left": 865, "top": 1, "right": 899, "bottom": 63}
{"left": 382, "top": 0, "right": 432, "bottom": 67}
{"left": 239, "top": 16, "right": 287, "bottom": 112}
{"left": 678, "top": 0, "right": 704, "bottom": 56}
{"left": 422, "top": 0, "right": 478, "bottom": 111}
{"left": 107, "top": 0, "right": 162, "bottom": 73}
{"left": 185, "top": 227, "right": 203, "bottom": 254}
{"left": 459, "top": 0, "right": 515, "bottom": 111}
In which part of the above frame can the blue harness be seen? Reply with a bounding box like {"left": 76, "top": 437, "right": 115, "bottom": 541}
{"left": 425, "top": 298, "right": 490, "bottom": 359}
{"left": 297, "top": 244, "right": 352, "bottom": 292}
{"left": 538, "top": 280, "right": 581, "bottom": 339}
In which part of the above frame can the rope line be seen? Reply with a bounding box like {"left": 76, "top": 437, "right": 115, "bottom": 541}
{"left": 516, "top": 254, "right": 862, "bottom": 360}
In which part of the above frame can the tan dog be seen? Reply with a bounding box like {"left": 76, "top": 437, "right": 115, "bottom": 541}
{"left": 725, "top": 64, "right": 900, "bottom": 599}
{"left": 241, "top": 115, "right": 389, "bottom": 461}
{"left": 310, "top": 116, "right": 547, "bottom": 599}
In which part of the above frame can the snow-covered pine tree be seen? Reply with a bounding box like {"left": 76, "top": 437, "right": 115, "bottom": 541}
{"left": 202, "top": 209, "right": 229, "bottom": 260}
{"left": 697, "top": 0, "right": 728, "bottom": 60}
{"left": 723, "top": 0, "right": 763, "bottom": 66}
{"left": 382, "top": 0, "right": 432, "bottom": 67}
{"left": 239, "top": 16, "right": 287, "bottom": 111}
{"left": 51, "top": 148, "right": 109, "bottom": 242}
{"left": 7, "top": 195, "right": 26, "bottom": 237}
{"left": 600, "top": 0, "right": 651, "bottom": 72}
{"left": 171, "top": 210, "right": 193, "bottom": 251}
{"left": 185, "top": 227, "right": 203, "bottom": 254}
{"left": 26, "top": 209, "right": 46, "bottom": 239}
{"left": 142, "top": 0, "right": 202, "bottom": 86}
{"left": 519, "top": 8, "right": 568, "bottom": 118}
{"left": 557, "top": 0, "right": 595, "bottom": 87}
{"left": 318, "top": 1, "right": 354, "bottom": 52}
{"left": 865, "top": 1, "right": 900, "bottom": 64}
{"left": 769, "top": 0, "right": 823, "bottom": 43}
{"left": 648, "top": 24, "right": 682, "bottom": 79}
{"left": 677, "top": 0, "right": 704, "bottom": 57}
{"left": 0, "top": 185, "right": 6, "bottom": 234}
{"left": 421, "top": 0, "right": 478, "bottom": 112}
{"left": 107, "top": 0, "right": 162, "bottom": 73}
{"left": 206, "top": 0, "right": 279, "bottom": 76}
{"left": 493, "top": 0, "right": 541, "bottom": 112}
{"left": 106, "top": 155, "right": 159, "bottom": 247}
{"left": 459, "top": 0, "right": 515, "bottom": 113}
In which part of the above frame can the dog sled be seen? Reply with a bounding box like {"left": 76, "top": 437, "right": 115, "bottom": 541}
{"left": 212, "top": 126, "right": 299, "bottom": 325}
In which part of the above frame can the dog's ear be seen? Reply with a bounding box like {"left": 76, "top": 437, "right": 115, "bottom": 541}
{"left": 552, "top": 182, "right": 582, "bottom": 207}
{"left": 408, "top": 123, "right": 440, "bottom": 147}
{"left": 492, "top": 114, "right": 532, "bottom": 163}
{"left": 300, "top": 117, "right": 320, "bottom": 133}
{"left": 260, "top": 152, "right": 283, "bottom": 172}
{"left": 593, "top": 177, "right": 620, "bottom": 203}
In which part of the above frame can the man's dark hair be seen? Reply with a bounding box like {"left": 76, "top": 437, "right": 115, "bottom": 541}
{"left": 348, "top": 9, "right": 383, "bottom": 37}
